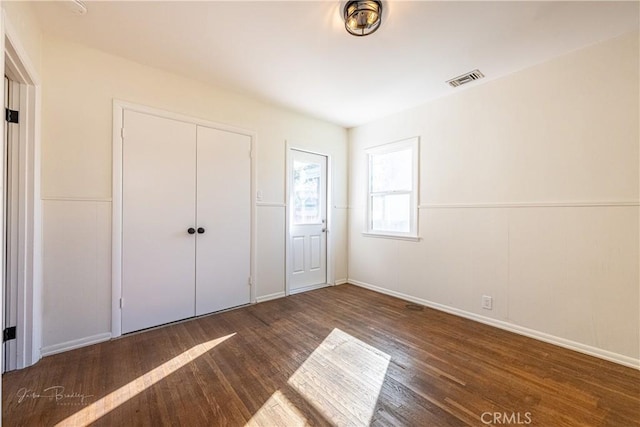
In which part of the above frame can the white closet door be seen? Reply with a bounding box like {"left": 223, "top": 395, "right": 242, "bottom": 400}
{"left": 195, "top": 126, "right": 251, "bottom": 315}
{"left": 122, "top": 111, "right": 197, "bottom": 334}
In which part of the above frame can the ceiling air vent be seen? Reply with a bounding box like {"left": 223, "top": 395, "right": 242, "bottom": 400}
{"left": 446, "top": 69, "right": 484, "bottom": 88}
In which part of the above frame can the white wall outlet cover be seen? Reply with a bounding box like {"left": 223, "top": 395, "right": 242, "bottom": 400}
{"left": 482, "top": 295, "right": 493, "bottom": 310}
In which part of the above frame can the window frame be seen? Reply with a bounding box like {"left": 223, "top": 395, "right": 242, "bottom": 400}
{"left": 364, "top": 137, "right": 420, "bottom": 241}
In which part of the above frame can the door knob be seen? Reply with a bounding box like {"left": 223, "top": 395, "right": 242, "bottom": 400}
{"left": 197, "top": 227, "right": 205, "bottom": 234}
{"left": 187, "top": 228, "right": 196, "bottom": 234}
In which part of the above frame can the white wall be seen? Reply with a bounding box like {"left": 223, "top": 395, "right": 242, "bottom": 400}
{"left": 348, "top": 31, "right": 639, "bottom": 366}
{"left": 41, "top": 37, "right": 348, "bottom": 352}
{"left": 3, "top": 1, "right": 42, "bottom": 73}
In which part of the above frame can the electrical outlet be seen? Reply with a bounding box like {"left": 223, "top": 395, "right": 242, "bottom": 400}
{"left": 482, "top": 295, "right": 493, "bottom": 310}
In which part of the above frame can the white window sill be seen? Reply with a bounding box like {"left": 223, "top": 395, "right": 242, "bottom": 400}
{"left": 362, "top": 232, "right": 421, "bottom": 242}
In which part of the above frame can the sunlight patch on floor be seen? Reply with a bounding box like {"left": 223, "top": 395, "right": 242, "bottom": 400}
{"left": 247, "top": 328, "right": 390, "bottom": 426}
{"left": 245, "top": 390, "right": 309, "bottom": 427}
{"left": 55, "top": 333, "right": 236, "bottom": 427}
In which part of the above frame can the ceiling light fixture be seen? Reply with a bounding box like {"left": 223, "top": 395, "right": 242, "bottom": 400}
{"left": 343, "top": 0, "right": 383, "bottom": 37}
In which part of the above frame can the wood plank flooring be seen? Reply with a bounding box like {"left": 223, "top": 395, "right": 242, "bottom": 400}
{"left": 3, "top": 284, "right": 639, "bottom": 426}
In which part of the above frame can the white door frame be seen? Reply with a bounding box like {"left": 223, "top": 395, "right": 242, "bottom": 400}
{"left": 285, "top": 143, "right": 334, "bottom": 296}
{"left": 112, "top": 100, "right": 257, "bottom": 338}
{"left": 1, "top": 11, "right": 43, "bottom": 370}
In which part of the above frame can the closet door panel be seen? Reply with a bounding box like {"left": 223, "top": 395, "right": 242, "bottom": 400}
{"left": 196, "top": 126, "right": 251, "bottom": 315}
{"left": 122, "top": 111, "right": 197, "bottom": 333}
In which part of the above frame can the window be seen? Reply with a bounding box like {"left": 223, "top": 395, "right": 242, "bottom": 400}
{"left": 293, "top": 159, "right": 322, "bottom": 224}
{"left": 365, "top": 137, "right": 419, "bottom": 240}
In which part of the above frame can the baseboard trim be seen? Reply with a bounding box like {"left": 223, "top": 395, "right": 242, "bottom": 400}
{"left": 289, "top": 283, "right": 331, "bottom": 295}
{"left": 255, "top": 291, "right": 286, "bottom": 303}
{"left": 41, "top": 332, "right": 112, "bottom": 357}
{"left": 348, "top": 279, "right": 640, "bottom": 370}
{"left": 334, "top": 278, "right": 348, "bottom": 285}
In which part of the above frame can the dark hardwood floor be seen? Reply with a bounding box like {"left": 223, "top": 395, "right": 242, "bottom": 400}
{"left": 3, "top": 284, "right": 639, "bottom": 426}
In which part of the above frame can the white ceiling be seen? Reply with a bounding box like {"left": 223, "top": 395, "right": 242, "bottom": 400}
{"left": 33, "top": 1, "right": 639, "bottom": 128}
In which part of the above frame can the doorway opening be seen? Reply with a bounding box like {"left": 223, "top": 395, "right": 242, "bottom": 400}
{"left": 1, "top": 24, "right": 43, "bottom": 371}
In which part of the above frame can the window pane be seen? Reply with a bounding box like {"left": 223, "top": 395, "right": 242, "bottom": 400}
{"left": 371, "top": 193, "right": 410, "bottom": 232}
{"left": 370, "top": 148, "right": 412, "bottom": 192}
{"left": 293, "top": 160, "right": 321, "bottom": 224}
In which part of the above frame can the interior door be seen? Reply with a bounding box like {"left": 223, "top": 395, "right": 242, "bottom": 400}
{"left": 3, "top": 77, "right": 19, "bottom": 372}
{"left": 195, "top": 126, "right": 251, "bottom": 315}
{"left": 289, "top": 149, "right": 327, "bottom": 292}
{"left": 2, "top": 76, "right": 8, "bottom": 373}
{"left": 122, "top": 110, "right": 197, "bottom": 334}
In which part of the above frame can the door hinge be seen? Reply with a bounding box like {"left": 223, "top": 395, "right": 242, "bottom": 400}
{"left": 3, "top": 326, "right": 16, "bottom": 342}
{"left": 121, "top": 128, "right": 125, "bottom": 139}
{"left": 120, "top": 298, "right": 124, "bottom": 308}
{"left": 5, "top": 108, "right": 19, "bottom": 124}
{"left": 248, "top": 277, "right": 252, "bottom": 286}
